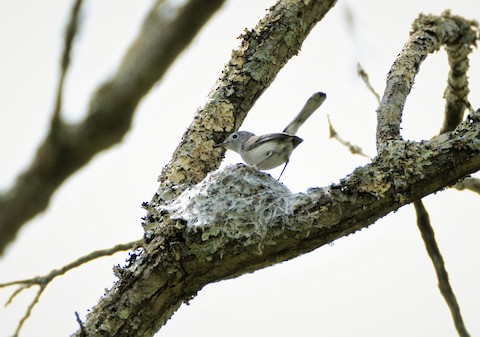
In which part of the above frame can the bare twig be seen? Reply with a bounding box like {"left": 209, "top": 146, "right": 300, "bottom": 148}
{"left": 357, "top": 63, "right": 380, "bottom": 104}
{"left": 1, "top": 240, "right": 141, "bottom": 336}
{"left": 75, "top": 311, "right": 87, "bottom": 337}
{"left": 11, "top": 286, "right": 45, "bottom": 337}
{"left": 0, "top": 0, "right": 226, "bottom": 255}
{"left": 327, "top": 115, "right": 371, "bottom": 158}
{"left": 323, "top": 63, "right": 378, "bottom": 159}
{"left": 413, "top": 201, "right": 470, "bottom": 337}
{"left": 1, "top": 240, "right": 140, "bottom": 290}
{"left": 51, "top": 0, "right": 83, "bottom": 127}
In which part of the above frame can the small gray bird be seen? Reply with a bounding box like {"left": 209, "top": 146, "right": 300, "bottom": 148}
{"left": 215, "top": 92, "right": 326, "bottom": 179}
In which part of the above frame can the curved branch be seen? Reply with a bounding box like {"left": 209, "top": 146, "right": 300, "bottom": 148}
{"left": 0, "top": 0, "right": 226, "bottom": 255}
{"left": 376, "top": 12, "right": 478, "bottom": 151}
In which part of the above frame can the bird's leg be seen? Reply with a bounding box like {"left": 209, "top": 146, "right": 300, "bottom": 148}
{"left": 277, "top": 162, "right": 289, "bottom": 181}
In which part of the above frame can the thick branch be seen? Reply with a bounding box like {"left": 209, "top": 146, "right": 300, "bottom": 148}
{"left": 0, "top": 0, "right": 225, "bottom": 255}
{"left": 154, "top": 0, "right": 338, "bottom": 202}
{"left": 376, "top": 12, "right": 478, "bottom": 151}
{"left": 74, "top": 109, "right": 480, "bottom": 336}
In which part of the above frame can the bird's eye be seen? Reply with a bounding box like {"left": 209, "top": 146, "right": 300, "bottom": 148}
{"left": 232, "top": 134, "right": 238, "bottom": 139}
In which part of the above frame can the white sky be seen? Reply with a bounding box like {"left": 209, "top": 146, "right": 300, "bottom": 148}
{"left": 0, "top": 1, "right": 479, "bottom": 336}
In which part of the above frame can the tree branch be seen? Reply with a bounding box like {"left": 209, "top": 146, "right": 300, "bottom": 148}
{"left": 414, "top": 200, "right": 470, "bottom": 337}
{"left": 327, "top": 114, "right": 372, "bottom": 158}
{"left": 0, "top": 240, "right": 141, "bottom": 336}
{"left": 0, "top": 0, "right": 226, "bottom": 255}
{"left": 357, "top": 62, "right": 381, "bottom": 104}
{"left": 376, "top": 12, "right": 478, "bottom": 151}
{"left": 52, "top": 0, "right": 83, "bottom": 127}
{"left": 74, "top": 108, "right": 480, "bottom": 336}
{"left": 336, "top": 51, "right": 474, "bottom": 336}
{"left": 69, "top": 10, "right": 480, "bottom": 336}
{"left": 406, "top": 15, "right": 478, "bottom": 336}
{"left": 440, "top": 12, "right": 478, "bottom": 133}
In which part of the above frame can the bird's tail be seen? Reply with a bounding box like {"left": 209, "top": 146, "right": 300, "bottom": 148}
{"left": 283, "top": 92, "right": 326, "bottom": 135}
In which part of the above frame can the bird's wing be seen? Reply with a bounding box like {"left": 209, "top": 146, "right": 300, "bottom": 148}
{"left": 242, "top": 133, "right": 302, "bottom": 150}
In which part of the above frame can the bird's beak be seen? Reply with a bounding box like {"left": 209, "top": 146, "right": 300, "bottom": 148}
{"left": 214, "top": 141, "right": 226, "bottom": 148}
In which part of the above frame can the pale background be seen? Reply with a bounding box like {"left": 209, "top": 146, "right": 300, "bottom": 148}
{"left": 0, "top": 1, "right": 479, "bottom": 336}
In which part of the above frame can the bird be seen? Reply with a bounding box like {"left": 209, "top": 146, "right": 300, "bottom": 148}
{"left": 215, "top": 92, "right": 326, "bottom": 179}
